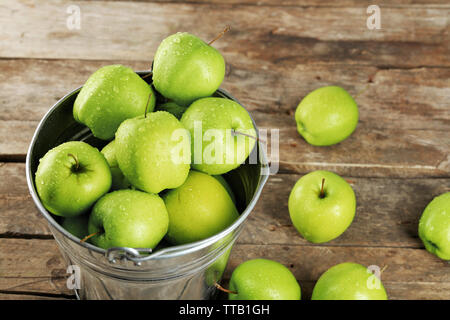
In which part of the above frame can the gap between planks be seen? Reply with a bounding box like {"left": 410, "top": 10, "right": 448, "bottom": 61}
{"left": 74, "top": 0, "right": 450, "bottom": 10}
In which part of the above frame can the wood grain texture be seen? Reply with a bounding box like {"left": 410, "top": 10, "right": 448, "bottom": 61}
{"left": 0, "top": 0, "right": 449, "bottom": 301}
{"left": 77, "top": 0, "right": 450, "bottom": 7}
{"left": 0, "top": 239, "right": 72, "bottom": 296}
{"left": 0, "top": 293, "right": 70, "bottom": 300}
{"left": 1, "top": 59, "right": 449, "bottom": 177}
{"left": 2, "top": 163, "right": 449, "bottom": 247}
{"left": 1, "top": 0, "right": 448, "bottom": 67}
{"left": 1, "top": 238, "right": 449, "bottom": 300}
{"left": 0, "top": 163, "right": 51, "bottom": 236}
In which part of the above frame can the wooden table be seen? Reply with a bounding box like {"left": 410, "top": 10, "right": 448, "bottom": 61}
{"left": 0, "top": 0, "right": 449, "bottom": 300}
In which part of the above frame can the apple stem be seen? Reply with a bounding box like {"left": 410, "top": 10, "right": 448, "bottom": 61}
{"left": 354, "top": 83, "right": 370, "bottom": 99}
{"left": 142, "top": 71, "right": 153, "bottom": 80}
{"left": 67, "top": 153, "right": 79, "bottom": 171}
{"left": 208, "top": 25, "right": 231, "bottom": 46}
{"left": 144, "top": 92, "right": 153, "bottom": 118}
{"left": 320, "top": 178, "right": 325, "bottom": 198}
{"left": 214, "top": 282, "right": 238, "bottom": 295}
{"left": 232, "top": 130, "right": 266, "bottom": 144}
{"left": 80, "top": 231, "right": 99, "bottom": 243}
{"left": 380, "top": 265, "right": 388, "bottom": 275}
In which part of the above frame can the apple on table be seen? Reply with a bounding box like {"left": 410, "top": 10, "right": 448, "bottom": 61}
{"left": 295, "top": 86, "right": 359, "bottom": 146}
{"left": 288, "top": 170, "right": 356, "bottom": 243}
{"left": 312, "top": 262, "right": 388, "bottom": 300}
{"left": 418, "top": 192, "right": 450, "bottom": 260}
{"left": 227, "top": 258, "right": 301, "bottom": 300}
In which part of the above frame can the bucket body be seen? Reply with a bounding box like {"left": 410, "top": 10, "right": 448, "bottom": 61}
{"left": 26, "top": 72, "right": 269, "bottom": 300}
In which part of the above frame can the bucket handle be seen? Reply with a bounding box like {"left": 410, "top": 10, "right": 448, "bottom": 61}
{"left": 105, "top": 245, "right": 186, "bottom": 265}
{"left": 106, "top": 247, "right": 154, "bottom": 266}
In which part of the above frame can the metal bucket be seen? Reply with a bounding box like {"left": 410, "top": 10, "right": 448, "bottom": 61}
{"left": 25, "top": 72, "right": 269, "bottom": 300}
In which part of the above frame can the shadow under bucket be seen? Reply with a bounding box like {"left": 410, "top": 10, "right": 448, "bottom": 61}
{"left": 26, "top": 72, "right": 269, "bottom": 300}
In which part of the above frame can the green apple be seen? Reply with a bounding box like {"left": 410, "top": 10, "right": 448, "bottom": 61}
{"left": 73, "top": 64, "right": 156, "bottom": 140}
{"left": 35, "top": 141, "right": 111, "bottom": 217}
{"left": 295, "top": 86, "right": 358, "bottom": 146}
{"left": 101, "top": 140, "right": 131, "bottom": 190}
{"left": 312, "top": 262, "right": 388, "bottom": 300}
{"left": 88, "top": 189, "right": 169, "bottom": 249}
{"left": 228, "top": 259, "right": 301, "bottom": 300}
{"left": 288, "top": 170, "right": 356, "bottom": 243}
{"left": 155, "top": 102, "right": 187, "bottom": 120}
{"left": 153, "top": 32, "right": 225, "bottom": 107}
{"left": 61, "top": 215, "right": 89, "bottom": 240}
{"left": 206, "top": 244, "right": 233, "bottom": 287}
{"left": 180, "top": 97, "right": 256, "bottom": 175}
{"left": 115, "top": 111, "right": 191, "bottom": 194}
{"left": 163, "top": 170, "right": 239, "bottom": 245}
{"left": 418, "top": 192, "right": 450, "bottom": 260}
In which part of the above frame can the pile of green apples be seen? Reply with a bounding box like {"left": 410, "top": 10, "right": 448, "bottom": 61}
{"left": 35, "top": 31, "right": 256, "bottom": 251}
{"left": 34, "top": 29, "right": 449, "bottom": 301}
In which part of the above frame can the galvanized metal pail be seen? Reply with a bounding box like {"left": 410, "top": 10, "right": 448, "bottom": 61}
{"left": 25, "top": 72, "right": 269, "bottom": 300}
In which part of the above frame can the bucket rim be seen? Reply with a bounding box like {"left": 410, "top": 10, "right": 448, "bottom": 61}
{"left": 26, "top": 70, "right": 270, "bottom": 262}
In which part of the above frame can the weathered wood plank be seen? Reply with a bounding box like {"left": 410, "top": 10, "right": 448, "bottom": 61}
{"left": 0, "top": 163, "right": 51, "bottom": 236}
{"left": 0, "top": 1, "right": 448, "bottom": 67}
{"left": 78, "top": 0, "right": 450, "bottom": 7}
{"left": 2, "top": 163, "right": 449, "bottom": 247}
{"left": 239, "top": 174, "right": 450, "bottom": 247}
{"left": 1, "top": 239, "right": 448, "bottom": 299}
{"left": 261, "top": 116, "right": 449, "bottom": 177}
{"left": 219, "top": 279, "right": 450, "bottom": 300}
{"left": 226, "top": 244, "right": 450, "bottom": 283}
{"left": 1, "top": 59, "right": 448, "bottom": 177}
{"left": 226, "top": 244, "right": 450, "bottom": 300}
{"left": 0, "top": 293, "right": 71, "bottom": 300}
{"left": 0, "top": 239, "right": 72, "bottom": 296}
{"left": 5, "top": 59, "right": 448, "bottom": 130}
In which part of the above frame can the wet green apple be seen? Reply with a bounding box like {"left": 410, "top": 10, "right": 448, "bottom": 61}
{"left": 155, "top": 102, "right": 187, "bottom": 120}
{"left": 205, "top": 236, "right": 234, "bottom": 287}
{"left": 228, "top": 259, "right": 301, "bottom": 300}
{"left": 288, "top": 170, "right": 356, "bottom": 243}
{"left": 418, "top": 192, "right": 450, "bottom": 260}
{"left": 35, "top": 141, "right": 111, "bottom": 217}
{"left": 115, "top": 111, "right": 191, "bottom": 194}
{"left": 312, "top": 262, "right": 388, "bottom": 300}
{"left": 163, "top": 170, "right": 239, "bottom": 245}
{"left": 88, "top": 189, "right": 169, "bottom": 249}
{"left": 101, "top": 140, "right": 131, "bottom": 190}
{"left": 61, "top": 215, "right": 89, "bottom": 240}
{"left": 73, "top": 64, "right": 156, "bottom": 140}
{"left": 181, "top": 97, "right": 256, "bottom": 175}
{"left": 153, "top": 32, "right": 225, "bottom": 107}
{"left": 295, "top": 86, "right": 358, "bottom": 146}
